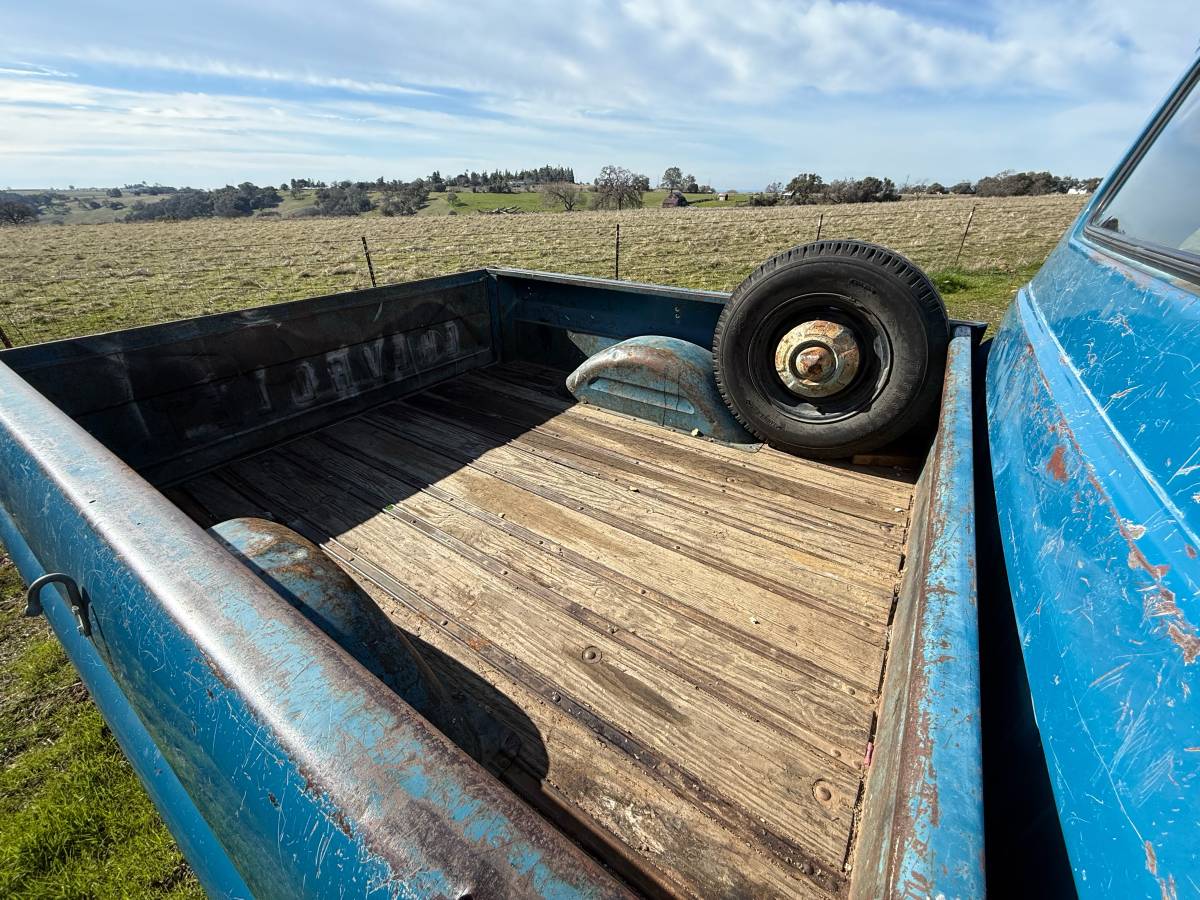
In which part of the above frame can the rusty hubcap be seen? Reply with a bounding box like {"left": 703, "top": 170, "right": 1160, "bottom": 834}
{"left": 774, "top": 320, "right": 860, "bottom": 399}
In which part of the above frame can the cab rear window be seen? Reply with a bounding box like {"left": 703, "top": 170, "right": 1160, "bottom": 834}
{"left": 1093, "top": 76, "right": 1200, "bottom": 260}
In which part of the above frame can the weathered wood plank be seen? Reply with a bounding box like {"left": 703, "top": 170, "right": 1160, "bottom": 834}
{"left": 282, "top": 436, "right": 873, "bottom": 755}
{"left": 315, "top": 415, "right": 887, "bottom": 688}
{"left": 476, "top": 362, "right": 916, "bottom": 507}
{"left": 398, "top": 387, "right": 904, "bottom": 571}
{"left": 183, "top": 470, "right": 838, "bottom": 899}
{"left": 436, "top": 374, "right": 910, "bottom": 536}
{"left": 358, "top": 407, "right": 895, "bottom": 620}
{"left": 217, "top": 450, "right": 864, "bottom": 869}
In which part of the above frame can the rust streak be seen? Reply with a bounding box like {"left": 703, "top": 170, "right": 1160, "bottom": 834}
{"left": 1027, "top": 348, "right": 1200, "bottom": 667}
{"left": 1046, "top": 445, "right": 1069, "bottom": 482}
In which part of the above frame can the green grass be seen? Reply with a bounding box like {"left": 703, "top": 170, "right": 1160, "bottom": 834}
{"left": 0, "top": 557, "right": 203, "bottom": 899}
{"left": 928, "top": 265, "right": 1037, "bottom": 332}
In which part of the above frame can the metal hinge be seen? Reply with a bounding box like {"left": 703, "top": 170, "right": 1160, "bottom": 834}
{"left": 25, "top": 573, "right": 91, "bottom": 637}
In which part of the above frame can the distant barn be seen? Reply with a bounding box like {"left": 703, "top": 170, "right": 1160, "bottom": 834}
{"left": 661, "top": 190, "right": 689, "bottom": 208}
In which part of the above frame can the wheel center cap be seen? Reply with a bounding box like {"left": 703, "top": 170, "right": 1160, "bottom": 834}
{"left": 774, "top": 320, "right": 860, "bottom": 399}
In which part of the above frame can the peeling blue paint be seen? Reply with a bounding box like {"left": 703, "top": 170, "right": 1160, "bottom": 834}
{"left": 988, "top": 62, "right": 1200, "bottom": 894}
{"left": 852, "top": 326, "right": 983, "bottom": 900}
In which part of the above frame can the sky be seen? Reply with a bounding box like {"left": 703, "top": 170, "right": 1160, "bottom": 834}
{"left": 1, "top": 0, "right": 1197, "bottom": 191}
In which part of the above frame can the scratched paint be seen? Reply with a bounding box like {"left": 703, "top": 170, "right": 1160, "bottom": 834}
{"left": 985, "top": 57, "right": 1200, "bottom": 896}
{"left": 988, "top": 280, "right": 1200, "bottom": 896}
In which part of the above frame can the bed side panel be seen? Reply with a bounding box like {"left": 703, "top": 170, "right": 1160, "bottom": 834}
{"left": 0, "top": 271, "right": 494, "bottom": 484}
{"left": 852, "top": 326, "right": 983, "bottom": 898}
{"left": 490, "top": 268, "right": 727, "bottom": 371}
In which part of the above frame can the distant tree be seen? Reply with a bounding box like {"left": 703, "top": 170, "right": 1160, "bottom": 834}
{"left": 1079, "top": 176, "right": 1102, "bottom": 192}
{"left": 249, "top": 184, "right": 282, "bottom": 209}
{"left": 0, "top": 199, "right": 37, "bottom": 225}
{"left": 697, "top": 184, "right": 713, "bottom": 193}
{"left": 949, "top": 181, "right": 974, "bottom": 195}
{"left": 764, "top": 181, "right": 783, "bottom": 194}
{"left": 660, "top": 166, "right": 684, "bottom": 190}
{"left": 633, "top": 173, "right": 651, "bottom": 192}
{"left": 683, "top": 174, "right": 699, "bottom": 193}
{"left": 926, "top": 182, "right": 947, "bottom": 195}
{"left": 106, "top": 187, "right": 122, "bottom": 198}
{"left": 446, "top": 191, "right": 459, "bottom": 207}
{"left": 125, "top": 189, "right": 213, "bottom": 221}
{"left": 975, "top": 170, "right": 1068, "bottom": 197}
{"left": 784, "top": 173, "right": 824, "bottom": 204}
{"left": 279, "top": 182, "right": 289, "bottom": 191}
{"left": 539, "top": 182, "right": 585, "bottom": 211}
{"left": 212, "top": 187, "right": 253, "bottom": 217}
{"left": 315, "top": 184, "right": 374, "bottom": 216}
{"left": 378, "top": 179, "right": 429, "bottom": 217}
{"left": 593, "top": 165, "right": 645, "bottom": 210}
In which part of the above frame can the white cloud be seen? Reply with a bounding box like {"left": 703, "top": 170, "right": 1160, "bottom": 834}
{"left": 0, "top": 0, "right": 1196, "bottom": 186}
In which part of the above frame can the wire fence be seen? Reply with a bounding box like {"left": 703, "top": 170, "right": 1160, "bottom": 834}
{"left": 0, "top": 196, "right": 1087, "bottom": 346}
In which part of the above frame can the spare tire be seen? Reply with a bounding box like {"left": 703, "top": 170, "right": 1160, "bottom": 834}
{"left": 713, "top": 240, "right": 949, "bottom": 458}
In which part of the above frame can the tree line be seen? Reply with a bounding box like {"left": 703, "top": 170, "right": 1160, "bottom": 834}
{"left": 434, "top": 166, "right": 576, "bottom": 192}
{"left": 748, "top": 174, "right": 902, "bottom": 206}
{"left": 738, "top": 169, "right": 1103, "bottom": 207}
{"left": 899, "top": 171, "right": 1101, "bottom": 197}
{"left": 0, "top": 163, "right": 1107, "bottom": 226}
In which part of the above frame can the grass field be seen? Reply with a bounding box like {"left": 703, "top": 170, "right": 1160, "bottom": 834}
{"left": 0, "top": 194, "right": 1085, "bottom": 345}
{"left": 0, "top": 557, "right": 202, "bottom": 898}
{"left": 0, "top": 191, "right": 1083, "bottom": 895}
{"left": 23, "top": 188, "right": 742, "bottom": 226}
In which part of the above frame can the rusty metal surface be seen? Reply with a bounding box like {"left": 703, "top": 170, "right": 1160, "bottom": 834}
{"left": 565, "top": 335, "right": 753, "bottom": 443}
{"left": 0, "top": 503, "right": 255, "bottom": 899}
{"left": 773, "top": 319, "right": 860, "bottom": 399}
{"left": 0, "top": 359, "right": 630, "bottom": 899}
{"left": 852, "top": 325, "right": 983, "bottom": 899}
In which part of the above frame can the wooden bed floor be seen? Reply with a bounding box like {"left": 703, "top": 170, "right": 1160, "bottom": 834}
{"left": 173, "top": 361, "right": 916, "bottom": 898}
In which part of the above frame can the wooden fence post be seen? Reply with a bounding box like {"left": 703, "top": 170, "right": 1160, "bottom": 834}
{"left": 954, "top": 205, "right": 977, "bottom": 268}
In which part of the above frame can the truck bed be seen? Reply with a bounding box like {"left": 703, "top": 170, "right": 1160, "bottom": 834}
{"left": 170, "top": 360, "right": 915, "bottom": 897}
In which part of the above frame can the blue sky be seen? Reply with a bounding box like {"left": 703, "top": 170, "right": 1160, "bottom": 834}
{"left": 1, "top": 0, "right": 1196, "bottom": 190}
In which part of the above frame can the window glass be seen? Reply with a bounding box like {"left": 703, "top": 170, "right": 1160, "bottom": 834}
{"left": 1094, "top": 79, "right": 1200, "bottom": 257}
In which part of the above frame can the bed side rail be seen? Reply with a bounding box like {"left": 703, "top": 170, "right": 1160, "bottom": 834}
{"left": 851, "top": 325, "right": 984, "bottom": 898}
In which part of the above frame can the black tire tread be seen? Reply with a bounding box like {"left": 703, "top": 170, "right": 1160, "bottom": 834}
{"left": 713, "top": 240, "right": 947, "bottom": 457}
